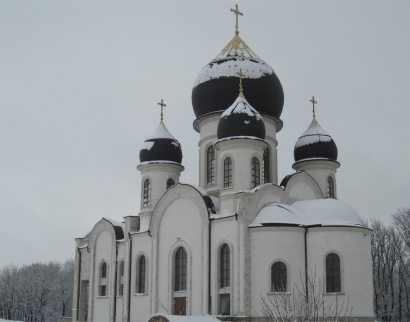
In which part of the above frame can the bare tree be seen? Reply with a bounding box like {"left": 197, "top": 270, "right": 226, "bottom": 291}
{"left": 261, "top": 271, "right": 352, "bottom": 322}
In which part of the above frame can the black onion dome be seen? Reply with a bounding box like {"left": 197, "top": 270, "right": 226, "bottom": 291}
{"left": 139, "top": 122, "right": 183, "bottom": 164}
{"left": 294, "top": 120, "right": 338, "bottom": 162}
{"left": 192, "top": 34, "right": 284, "bottom": 119}
{"left": 217, "top": 95, "right": 265, "bottom": 140}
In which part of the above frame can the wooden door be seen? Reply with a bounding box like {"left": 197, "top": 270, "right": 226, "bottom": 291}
{"left": 174, "top": 297, "right": 186, "bottom": 315}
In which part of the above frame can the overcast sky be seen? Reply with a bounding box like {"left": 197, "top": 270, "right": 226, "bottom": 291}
{"left": 1, "top": 1, "right": 409, "bottom": 267}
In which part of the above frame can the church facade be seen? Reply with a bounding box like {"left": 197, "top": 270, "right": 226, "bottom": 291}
{"left": 71, "top": 7, "right": 374, "bottom": 322}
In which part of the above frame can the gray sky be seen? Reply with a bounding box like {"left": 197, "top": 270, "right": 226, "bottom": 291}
{"left": 1, "top": 1, "right": 409, "bottom": 267}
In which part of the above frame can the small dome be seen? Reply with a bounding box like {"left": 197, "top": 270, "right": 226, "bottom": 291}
{"left": 217, "top": 95, "right": 265, "bottom": 140}
{"left": 192, "top": 34, "right": 284, "bottom": 119}
{"left": 294, "top": 120, "right": 338, "bottom": 162}
{"left": 139, "top": 122, "right": 183, "bottom": 164}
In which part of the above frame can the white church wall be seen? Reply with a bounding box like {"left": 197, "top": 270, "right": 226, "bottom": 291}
{"left": 210, "top": 216, "right": 238, "bottom": 316}
{"left": 249, "top": 227, "right": 305, "bottom": 316}
{"left": 197, "top": 114, "right": 220, "bottom": 193}
{"left": 156, "top": 197, "right": 209, "bottom": 317}
{"left": 262, "top": 116, "right": 278, "bottom": 184}
{"left": 129, "top": 233, "right": 152, "bottom": 322}
{"left": 306, "top": 227, "right": 374, "bottom": 317}
{"left": 115, "top": 244, "right": 125, "bottom": 322}
{"left": 92, "top": 229, "right": 114, "bottom": 322}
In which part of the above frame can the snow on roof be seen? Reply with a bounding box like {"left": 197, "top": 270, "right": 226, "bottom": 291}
{"left": 140, "top": 141, "right": 155, "bottom": 151}
{"left": 194, "top": 58, "right": 273, "bottom": 87}
{"left": 221, "top": 96, "right": 261, "bottom": 120}
{"left": 145, "top": 122, "right": 176, "bottom": 140}
{"left": 139, "top": 160, "right": 184, "bottom": 167}
{"left": 103, "top": 217, "right": 123, "bottom": 228}
{"left": 250, "top": 199, "right": 367, "bottom": 228}
{"left": 147, "top": 314, "right": 220, "bottom": 322}
{"left": 295, "top": 121, "right": 332, "bottom": 148}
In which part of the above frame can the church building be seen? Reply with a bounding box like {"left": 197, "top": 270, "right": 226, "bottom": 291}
{"left": 72, "top": 6, "right": 374, "bottom": 322}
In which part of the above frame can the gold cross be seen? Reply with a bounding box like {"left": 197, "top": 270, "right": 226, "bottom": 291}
{"left": 236, "top": 68, "right": 245, "bottom": 97}
{"left": 158, "top": 99, "right": 166, "bottom": 123}
{"left": 310, "top": 96, "right": 317, "bottom": 121}
{"left": 230, "top": 4, "right": 243, "bottom": 35}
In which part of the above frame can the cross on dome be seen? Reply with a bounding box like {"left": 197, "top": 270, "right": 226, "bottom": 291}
{"left": 310, "top": 96, "right": 318, "bottom": 123}
{"left": 230, "top": 4, "right": 243, "bottom": 35}
{"left": 158, "top": 99, "right": 166, "bottom": 123}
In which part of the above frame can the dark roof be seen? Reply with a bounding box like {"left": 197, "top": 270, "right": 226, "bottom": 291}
{"left": 140, "top": 138, "right": 183, "bottom": 164}
{"left": 217, "top": 96, "right": 265, "bottom": 140}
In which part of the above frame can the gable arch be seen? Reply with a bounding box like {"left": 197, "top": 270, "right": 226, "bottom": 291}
{"left": 284, "top": 171, "right": 323, "bottom": 202}
{"left": 149, "top": 183, "right": 211, "bottom": 237}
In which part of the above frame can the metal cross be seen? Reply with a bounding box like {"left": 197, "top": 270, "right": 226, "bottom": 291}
{"left": 310, "top": 96, "right": 317, "bottom": 118}
{"left": 230, "top": 4, "right": 243, "bottom": 35}
{"left": 158, "top": 99, "right": 166, "bottom": 122}
{"left": 236, "top": 68, "right": 245, "bottom": 97}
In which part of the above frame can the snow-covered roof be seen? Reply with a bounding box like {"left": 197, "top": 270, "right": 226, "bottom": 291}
{"left": 250, "top": 199, "right": 367, "bottom": 229}
{"left": 295, "top": 121, "right": 332, "bottom": 148}
{"left": 144, "top": 122, "right": 176, "bottom": 140}
{"left": 193, "top": 34, "right": 273, "bottom": 87}
{"left": 147, "top": 314, "right": 220, "bottom": 322}
{"left": 221, "top": 96, "right": 262, "bottom": 120}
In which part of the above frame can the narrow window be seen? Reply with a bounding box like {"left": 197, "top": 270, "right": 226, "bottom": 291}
{"left": 251, "top": 157, "right": 260, "bottom": 188}
{"left": 326, "top": 253, "right": 341, "bottom": 292}
{"left": 263, "top": 148, "right": 270, "bottom": 184}
{"left": 207, "top": 146, "right": 216, "bottom": 184}
{"left": 99, "top": 262, "right": 108, "bottom": 296}
{"left": 138, "top": 256, "right": 146, "bottom": 294}
{"left": 143, "top": 179, "right": 151, "bottom": 207}
{"left": 167, "top": 178, "right": 175, "bottom": 189}
{"left": 271, "top": 262, "right": 287, "bottom": 292}
{"left": 219, "top": 294, "right": 230, "bottom": 315}
{"left": 220, "top": 244, "right": 230, "bottom": 288}
{"left": 223, "top": 157, "right": 232, "bottom": 189}
{"left": 327, "top": 176, "right": 335, "bottom": 198}
{"left": 175, "top": 247, "right": 187, "bottom": 291}
{"left": 118, "top": 261, "right": 124, "bottom": 296}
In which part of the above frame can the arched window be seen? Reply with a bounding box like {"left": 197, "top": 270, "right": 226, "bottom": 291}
{"left": 220, "top": 244, "right": 230, "bottom": 288}
{"left": 251, "top": 157, "right": 260, "bottom": 188}
{"left": 263, "top": 148, "right": 270, "bottom": 184}
{"left": 99, "top": 262, "right": 108, "bottom": 296}
{"left": 207, "top": 146, "right": 216, "bottom": 185}
{"left": 118, "top": 261, "right": 124, "bottom": 296}
{"left": 327, "top": 176, "right": 335, "bottom": 198}
{"left": 223, "top": 157, "right": 232, "bottom": 189}
{"left": 167, "top": 178, "right": 175, "bottom": 189}
{"left": 138, "top": 256, "right": 146, "bottom": 294}
{"left": 143, "top": 179, "right": 151, "bottom": 207}
{"left": 326, "top": 253, "right": 341, "bottom": 293}
{"left": 271, "top": 262, "right": 287, "bottom": 292}
{"left": 175, "top": 247, "right": 187, "bottom": 291}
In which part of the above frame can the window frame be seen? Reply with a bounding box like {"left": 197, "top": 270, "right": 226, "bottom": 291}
{"left": 143, "top": 178, "right": 151, "bottom": 207}
{"left": 263, "top": 148, "right": 270, "bottom": 184}
{"left": 271, "top": 261, "right": 287, "bottom": 292}
{"left": 223, "top": 157, "right": 233, "bottom": 189}
{"left": 325, "top": 253, "right": 341, "bottom": 293}
{"left": 220, "top": 244, "right": 230, "bottom": 288}
{"left": 175, "top": 247, "right": 187, "bottom": 292}
{"left": 167, "top": 178, "right": 176, "bottom": 189}
{"left": 206, "top": 145, "right": 216, "bottom": 185}
{"left": 327, "top": 176, "right": 335, "bottom": 198}
{"left": 137, "top": 255, "right": 146, "bottom": 294}
{"left": 251, "top": 157, "right": 261, "bottom": 188}
{"left": 99, "top": 261, "right": 108, "bottom": 297}
{"left": 118, "top": 260, "right": 124, "bottom": 296}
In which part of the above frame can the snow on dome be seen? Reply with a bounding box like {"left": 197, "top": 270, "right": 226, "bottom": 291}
{"left": 250, "top": 199, "right": 367, "bottom": 228}
{"left": 221, "top": 96, "right": 261, "bottom": 120}
{"left": 250, "top": 204, "right": 306, "bottom": 227}
{"left": 145, "top": 122, "right": 176, "bottom": 140}
{"left": 217, "top": 95, "right": 265, "bottom": 140}
{"left": 292, "top": 199, "right": 366, "bottom": 228}
{"left": 295, "top": 121, "right": 332, "bottom": 148}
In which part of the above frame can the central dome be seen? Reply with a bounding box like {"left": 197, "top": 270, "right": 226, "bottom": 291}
{"left": 192, "top": 34, "right": 284, "bottom": 119}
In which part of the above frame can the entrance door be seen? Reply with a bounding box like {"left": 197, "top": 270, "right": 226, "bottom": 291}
{"left": 174, "top": 297, "right": 186, "bottom": 315}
